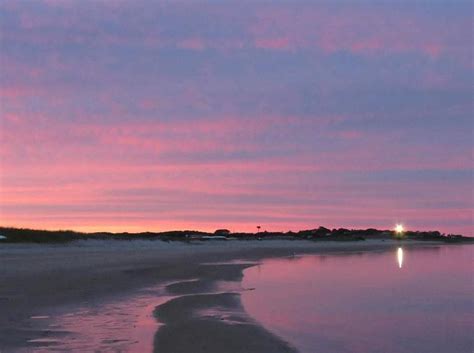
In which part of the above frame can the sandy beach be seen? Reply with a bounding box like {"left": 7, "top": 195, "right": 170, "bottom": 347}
{"left": 0, "top": 239, "right": 450, "bottom": 352}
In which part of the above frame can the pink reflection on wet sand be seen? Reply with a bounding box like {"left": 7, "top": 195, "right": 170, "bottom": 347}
{"left": 25, "top": 287, "right": 174, "bottom": 353}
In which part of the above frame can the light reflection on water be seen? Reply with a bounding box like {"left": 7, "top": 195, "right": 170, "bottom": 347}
{"left": 397, "top": 247, "right": 404, "bottom": 268}
{"left": 242, "top": 245, "right": 473, "bottom": 353}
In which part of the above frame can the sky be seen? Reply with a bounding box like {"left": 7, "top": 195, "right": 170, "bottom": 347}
{"left": 0, "top": 0, "right": 472, "bottom": 235}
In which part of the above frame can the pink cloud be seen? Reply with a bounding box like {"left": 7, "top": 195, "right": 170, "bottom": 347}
{"left": 248, "top": 6, "right": 468, "bottom": 61}
{"left": 255, "top": 37, "right": 291, "bottom": 50}
{"left": 178, "top": 37, "right": 206, "bottom": 50}
{"left": 2, "top": 1, "right": 469, "bottom": 65}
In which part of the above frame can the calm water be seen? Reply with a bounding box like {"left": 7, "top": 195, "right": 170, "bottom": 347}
{"left": 242, "top": 245, "right": 473, "bottom": 353}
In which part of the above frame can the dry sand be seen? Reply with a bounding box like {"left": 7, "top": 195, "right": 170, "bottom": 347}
{"left": 0, "top": 239, "right": 442, "bottom": 352}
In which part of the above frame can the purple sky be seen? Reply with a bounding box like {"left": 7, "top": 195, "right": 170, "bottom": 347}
{"left": 0, "top": 0, "right": 472, "bottom": 235}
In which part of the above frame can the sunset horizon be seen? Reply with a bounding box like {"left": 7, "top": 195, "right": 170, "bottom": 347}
{"left": 1, "top": 2, "right": 472, "bottom": 352}
{"left": 0, "top": 222, "right": 454, "bottom": 237}
{"left": 1, "top": 1, "right": 472, "bottom": 238}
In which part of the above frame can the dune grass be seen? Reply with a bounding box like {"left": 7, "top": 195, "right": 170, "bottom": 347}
{"left": 0, "top": 226, "right": 470, "bottom": 244}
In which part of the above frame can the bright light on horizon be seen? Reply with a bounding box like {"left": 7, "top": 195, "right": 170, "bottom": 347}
{"left": 395, "top": 224, "right": 405, "bottom": 234}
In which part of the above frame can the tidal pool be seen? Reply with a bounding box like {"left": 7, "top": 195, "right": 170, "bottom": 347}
{"left": 242, "top": 245, "right": 473, "bottom": 353}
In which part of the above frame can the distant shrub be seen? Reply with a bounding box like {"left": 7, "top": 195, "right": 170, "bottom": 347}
{"left": 214, "top": 229, "right": 231, "bottom": 236}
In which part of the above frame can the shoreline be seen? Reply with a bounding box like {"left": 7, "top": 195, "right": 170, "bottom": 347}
{"left": 0, "top": 239, "right": 458, "bottom": 352}
{"left": 152, "top": 261, "right": 297, "bottom": 353}
{"left": 150, "top": 240, "right": 450, "bottom": 353}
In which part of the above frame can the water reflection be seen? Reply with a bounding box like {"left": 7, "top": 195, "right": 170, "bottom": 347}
{"left": 24, "top": 286, "right": 173, "bottom": 352}
{"left": 242, "top": 245, "right": 473, "bottom": 353}
{"left": 397, "top": 247, "right": 404, "bottom": 268}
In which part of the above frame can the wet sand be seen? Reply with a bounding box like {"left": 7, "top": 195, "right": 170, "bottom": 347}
{"left": 0, "top": 239, "right": 442, "bottom": 352}
{"left": 154, "top": 263, "right": 297, "bottom": 353}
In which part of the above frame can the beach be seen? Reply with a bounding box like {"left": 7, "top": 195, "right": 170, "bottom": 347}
{"left": 0, "top": 239, "right": 456, "bottom": 352}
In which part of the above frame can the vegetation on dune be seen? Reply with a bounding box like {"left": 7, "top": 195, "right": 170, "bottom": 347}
{"left": 0, "top": 227, "right": 83, "bottom": 243}
{"left": 0, "top": 226, "right": 470, "bottom": 244}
